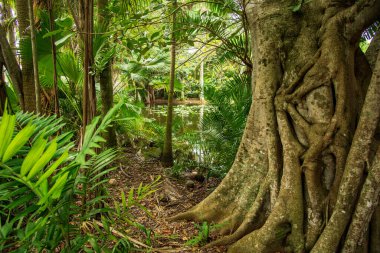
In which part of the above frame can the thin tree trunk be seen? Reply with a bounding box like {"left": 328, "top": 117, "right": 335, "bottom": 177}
{"left": 81, "top": 0, "right": 95, "bottom": 139}
{"left": 98, "top": 0, "right": 116, "bottom": 147}
{"left": 48, "top": 0, "right": 60, "bottom": 117}
{"left": 0, "top": 2, "right": 16, "bottom": 55}
{"left": 0, "top": 56, "right": 6, "bottom": 115}
{"left": 88, "top": 0, "right": 96, "bottom": 118}
{"left": 162, "top": 0, "right": 177, "bottom": 167}
{"left": 0, "top": 26, "right": 24, "bottom": 108}
{"left": 15, "top": 0, "right": 36, "bottom": 112}
{"left": 27, "top": 0, "right": 41, "bottom": 114}
{"left": 200, "top": 60, "right": 204, "bottom": 102}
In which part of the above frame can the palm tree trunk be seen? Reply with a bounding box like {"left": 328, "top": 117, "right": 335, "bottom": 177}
{"left": 98, "top": 0, "right": 116, "bottom": 147}
{"left": 27, "top": 0, "right": 41, "bottom": 114}
{"left": 15, "top": 0, "right": 36, "bottom": 112}
{"left": 162, "top": 0, "right": 178, "bottom": 167}
{"left": 48, "top": 0, "right": 60, "bottom": 117}
{"left": 82, "top": 0, "right": 96, "bottom": 138}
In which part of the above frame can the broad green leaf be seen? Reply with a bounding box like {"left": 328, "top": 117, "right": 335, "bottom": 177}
{"left": 27, "top": 139, "right": 58, "bottom": 180}
{"left": 37, "top": 172, "right": 68, "bottom": 205}
{"left": 35, "top": 151, "right": 69, "bottom": 187}
{"left": 42, "top": 29, "right": 63, "bottom": 39}
{"left": 39, "top": 179, "right": 48, "bottom": 196}
{"left": 0, "top": 111, "right": 16, "bottom": 160}
{"left": 51, "top": 172, "right": 69, "bottom": 199}
{"left": 20, "top": 137, "right": 47, "bottom": 176}
{"left": 151, "top": 31, "right": 160, "bottom": 40}
{"left": 55, "top": 33, "right": 74, "bottom": 47}
{"left": 2, "top": 123, "right": 35, "bottom": 162}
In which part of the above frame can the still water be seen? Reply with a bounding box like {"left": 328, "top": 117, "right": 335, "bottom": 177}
{"left": 143, "top": 105, "right": 208, "bottom": 163}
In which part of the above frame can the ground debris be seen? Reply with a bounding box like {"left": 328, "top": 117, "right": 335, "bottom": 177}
{"left": 108, "top": 148, "right": 226, "bottom": 252}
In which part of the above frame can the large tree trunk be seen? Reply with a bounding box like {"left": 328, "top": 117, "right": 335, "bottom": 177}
{"left": 15, "top": 0, "right": 36, "bottom": 112}
{"left": 173, "top": 1, "right": 380, "bottom": 252}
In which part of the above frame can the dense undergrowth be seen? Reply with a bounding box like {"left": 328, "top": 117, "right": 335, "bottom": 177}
{"left": 0, "top": 103, "right": 159, "bottom": 252}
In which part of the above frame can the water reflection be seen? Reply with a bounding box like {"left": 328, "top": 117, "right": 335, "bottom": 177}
{"left": 143, "top": 105, "right": 207, "bottom": 163}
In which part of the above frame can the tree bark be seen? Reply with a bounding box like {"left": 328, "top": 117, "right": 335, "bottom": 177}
{"left": 0, "top": 54, "right": 6, "bottom": 114}
{"left": 172, "top": 0, "right": 380, "bottom": 252}
{"left": 15, "top": 0, "right": 36, "bottom": 112}
{"left": 162, "top": 0, "right": 177, "bottom": 167}
{"left": 97, "top": 0, "right": 117, "bottom": 147}
{"left": 81, "top": 0, "right": 96, "bottom": 139}
{"left": 0, "top": 25, "right": 24, "bottom": 108}
{"left": 28, "top": 0, "right": 41, "bottom": 114}
{"left": 48, "top": 0, "right": 60, "bottom": 117}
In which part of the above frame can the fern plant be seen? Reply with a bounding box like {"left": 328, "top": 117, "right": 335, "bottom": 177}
{"left": 0, "top": 102, "right": 123, "bottom": 252}
{"left": 201, "top": 73, "right": 252, "bottom": 176}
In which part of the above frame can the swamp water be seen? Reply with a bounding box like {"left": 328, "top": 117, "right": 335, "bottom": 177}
{"left": 143, "top": 105, "right": 209, "bottom": 165}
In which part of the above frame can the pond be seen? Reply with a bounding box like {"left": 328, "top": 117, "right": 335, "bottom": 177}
{"left": 143, "top": 105, "right": 209, "bottom": 165}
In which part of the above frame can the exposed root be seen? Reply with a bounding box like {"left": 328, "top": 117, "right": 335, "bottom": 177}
{"left": 205, "top": 182, "right": 270, "bottom": 247}
{"left": 227, "top": 205, "right": 290, "bottom": 253}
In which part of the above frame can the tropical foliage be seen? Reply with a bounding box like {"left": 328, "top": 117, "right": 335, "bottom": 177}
{"left": 0, "top": 102, "right": 156, "bottom": 252}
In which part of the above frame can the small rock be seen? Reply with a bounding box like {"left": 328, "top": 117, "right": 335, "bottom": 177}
{"left": 188, "top": 171, "right": 205, "bottom": 183}
{"left": 186, "top": 180, "right": 195, "bottom": 189}
{"left": 108, "top": 178, "right": 117, "bottom": 185}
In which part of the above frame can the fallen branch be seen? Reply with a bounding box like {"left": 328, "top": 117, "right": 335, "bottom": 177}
{"left": 93, "top": 220, "right": 150, "bottom": 249}
{"left": 93, "top": 220, "right": 195, "bottom": 253}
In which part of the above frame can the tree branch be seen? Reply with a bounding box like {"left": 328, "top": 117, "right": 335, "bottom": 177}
{"left": 341, "top": 0, "right": 380, "bottom": 42}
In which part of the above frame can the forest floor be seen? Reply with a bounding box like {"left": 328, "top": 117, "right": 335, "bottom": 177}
{"left": 107, "top": 149, "right": 227, "bottom": 253}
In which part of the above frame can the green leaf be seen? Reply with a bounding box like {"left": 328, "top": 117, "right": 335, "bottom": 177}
{"left": 42, "top": 29, "right": 63, "bottom": 39}
{"left": 35, "top": 151, "right": 69, "bottom": 187}
{"left": 37, "top": 172, "right": 68, "bottom": 205}
{"left": 27, "top": 138, "right": 58, "bottom": 180}
{"left": 150, "top": 31, "right": 160, "bottom": 41}
{"left": 2, "top": 123, "right": 36, "bottom": 162}
{"left": 55, "top": 33, "right": 73, "bottom": 47}
{"left": 0, "top": 110, "right": 16, "bottom": 160}
{"left": 20, "top": 137, "right": 47, "bottom": 176}
{"left": 121, "top": 190, "right": 127, "bottom": 210}
{"left": 39, "top": 179, "right": 48, "bottom": 196}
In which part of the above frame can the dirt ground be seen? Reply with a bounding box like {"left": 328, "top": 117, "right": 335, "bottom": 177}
{"left": 107, "top": 149, "right": 227, "bottom": 253}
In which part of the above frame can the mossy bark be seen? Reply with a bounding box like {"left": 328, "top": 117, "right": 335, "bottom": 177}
{"left": 172, "top": 0, "right": 380, "bottom": 252}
